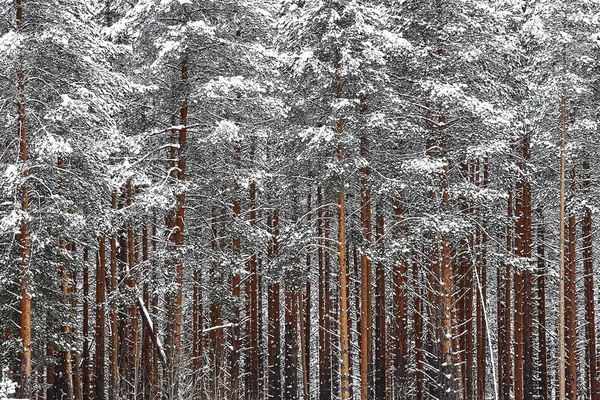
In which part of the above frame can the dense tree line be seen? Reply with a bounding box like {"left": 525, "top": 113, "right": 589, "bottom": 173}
{"left": 1, "top": 0, "right": 599, "bottom": 400}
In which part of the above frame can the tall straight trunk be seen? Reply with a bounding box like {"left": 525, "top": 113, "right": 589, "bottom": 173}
{"left": 413, "top": 259, "right": 424, "bottom": 400}
{"left": 437, "top": 116, "right": 459, "bottom": 398}
{"left": 82, "top": 248, "right": 91, "bottom": 400}
{"left": 57, "top": 157, "right": 74, "bottom": 400}
{"left": 109, "top": 194, "right": 118, "bottom": 400}
{"left": 514, "top": 135, "right": 533, "bottom": 400}
{"left": 317, "top": 187, "right": 331, "bottom": 400}
{"left": 335, "top": 64, "right": 351, "bottom": 400}
{"left": 536, "top": 212, "right": 548, "bottom": 400}
{"left": 210, "top": 210, "right": 225, "bottom": 399}
{"left": 582, "top": 160, "right": 598, "bottom": 400}
{"left": 359, "top": 133, "right": 372, "bottom": 400}
{"left": 352, "top": 246, "right": 362, "bottom": 397}
{"left": 476, "top": 159, "right": 488, "bottom": 400}
{"left": 248, "top": 179, "right": 260, "bottom": 400}
{"left": 142, "top": 225, "right": 153, "bottom": 400}
{"left": 126, "top": 181, "right": 139, "bottom": 399}
{"left": 165, "top": 56, "right": 188, "bottom": 399}
{"left": 565, "top": 170, "right": 577, "bottom": 400}
{"left": 96, "top": 236, "right": 107, "bottom": 400}
{"left": 392, "top": 197, "right": 408, "bottom": 397}
{"left": 16, "top": 1, "right": 31, "bottom": 397}
{"left": 373, "top": 206, "right": 386, "bottom": 400}
{"left": 71, "top": 244, "right": 82, "bottom": 400}
{"left": 462, "top": 163, "right": 475, "bottom": 398}
{"left": 268, "top": 211, "right": 282, "bottom": 400}
{"left": 191, "top": 262, "right": 202, "bottom": 390}
{"left": 498, "top": 187, "right": 513, "bottom": 400}
{"left": 520, "top": 135, "right": 535, "bottom": 400}
{"left": 231, "top": 183, "right": 241, "bottom": 400}
{"left": 301, "top": 192, "right": 312, "bottom": 400}
{"left": 284, "top": 287, "right": 299, "bottom": 400}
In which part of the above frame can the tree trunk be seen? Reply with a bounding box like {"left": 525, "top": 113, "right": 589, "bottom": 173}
{"left": 514, "top": 134, "right": 533, "bottom": 400}
{"left": 82, "top": 248, "right": 91, "bottom": 400}
{"left": 476, "top": 159, "right": 488, "bottom": 400}
{"left": 582, "top": 160, "right": 598, "bottom": 400}
{"left": 565, "top": 169, "right": 577, "bottom": 400}
{"left": 109, "top": 194, "right": 119, "bottom": 400}
{"left": 248, "top": 179, "right": 260, "bottom": 400}
{"left": 284, "top": 287, "right": 299, "bottom": 400}
{"left": 16, "top": 0, "right": 32, "bottom": 397}
{"left": 317, "top": 187, "right": 331, "bottom": 400}
{"left": 392, "top": 197, "right": 408, "bottom": 397}
{"left": 499, "top": 188, "right": 512, "bottom": 400}
{"left": 359, "top": 133, "right": 372, "bottom": 400}
{"left": 373, "top": 206, "right": 386, "bottom": 400}
{"left": 413, "top": 258, "right": 424, "bottom": 400}
{"left": 536, "top": 211, "right": 548, "bottom": 400}
{"left": 96, "top": 236, "right": 107, "bottom": 400}
{"left": 301, "top": 192, "right": 312, "bottom": 400}
{"left": 268, "top": 211, "right": 282, "bottom": 400}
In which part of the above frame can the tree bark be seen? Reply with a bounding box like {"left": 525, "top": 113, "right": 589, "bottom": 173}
{"left": 582, "top": 160, "right": 598, "bottom": 400}
{"left": 16, "top": 0, "right": 32, "bottom": 396}
{"left": 268, "top": 211, "right": 282, "bottom": 400}
{"left": 565, "top": 169, "right": 577, "bottom": 400}
{"left": 536, "top": 211, "right": 548, "bottom": 400}
{"left": 373, "top": 206, "right": 386, "bottom": 400}
{"left": 95, "top": 236, "right": 107, "bottom": 400}
{"left": 359, "top": 133, "right": 373, "bottom": 400}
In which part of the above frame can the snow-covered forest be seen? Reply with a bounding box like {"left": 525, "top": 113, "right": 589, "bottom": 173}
{"left": 0, "top": 0, "right": 598, "bottom": 399}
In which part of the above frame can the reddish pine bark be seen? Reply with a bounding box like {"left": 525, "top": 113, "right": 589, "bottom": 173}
{"left": 392, "top": 197, "right": 408, "bottom": 396}
{"left": 108, "top": 194, "right": 119, "bottom": 400}
{"left": 268, "top": 211, "right": 282, "bottom": 400}
{"left": 16, "top": 0, "right": 32, "bottom": 397}
{"left": 582, "top": 160, "right": 598, "bottom": 400}
{"left": 359, "top": 133, "right": 373, "bottom": 400}
{"left": 317, "top": 187, "right": 332, "bottom": 400}
{"left": 536, "top": 212, "right": 548, "bottom": 400}
{"left": 284, "top": 287, "right": 299, "bottom": 400}
{"left": 247, "top": 179, "right": 260, "bottom": 400}
{"left": 476, "top": 159, "right": 488, "bottom": 400}
{"left": 95, "top": 236, "right": 107, "bottom": 400}
{"left": 565, "top": 169, "right": 577, "bottom": 400}
{"left": 373, "top": 207, "right": 386, "bottom": 400}
{"left": 82, "top": 248, "right": 91, "bottom": 400}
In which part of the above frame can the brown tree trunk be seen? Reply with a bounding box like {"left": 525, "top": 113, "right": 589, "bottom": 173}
{"left": 476, "top": 159, "right": 488, "bottom": 400}
{"left": 359, "top": 133, "right": 373, "bottom": 400}
{"left": 109, "top": 195, "right": 118, "bottom": 400}
{"left": 96, "top": 236, "right": 107, "bottom": 400}
{"left": 301, "top": 192, "right": 312, "bottom": 400}
{"left": 392, "top": 197, "right": 408, "bottom": 397}
{"left": 536, "top": 211, "right": 548, "bottom": 400}
{"left": 514, "top": 134, "right": 533, "bottom": 400}
{"left": 268, "top": 211, "right": 282, "bottom": 400}
{"left": 413, "top": 259, "right": 424, "bottom": 400}
{"left": 502, "top": 189, "right": 513, "bottom": 400}
{"left": 16, "top": 0, "right": 32, "bottom": 397}
{"left": 373, "top": 206, "right": 386, "bottom": 400}
{"left": 164, "top": 55, "right": 188, "bottom": 399}
{"left": 126, "top": 181, "right": 139, "bottom": 399}
{"left": 248, "top": 179, "right": 260, "bottom": 400}
{"left": 582, "top": 160, "right": 598, "bottom": 400}
{"left": 334, "top": 63, "right": 351, "bottom": 400}
{"left": 438, "top": 117, "right": 459, "bottom": 398}
{"left": 284, "top": 287, "right": 299, "bottom": 400}
{"left": 317, "top": 187, "right": 331, "bottom": 400}
{"left": 82, "top": 248, "right": 91, "bottom": 400}
{"left": 142, "top": 225, "right": 153, "bottom": 400}
{"left": 565, "top": 169, "right": 577, "bottom": 400}
{"left": 210, "top": 210, "right": 225, "bottom": 399}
